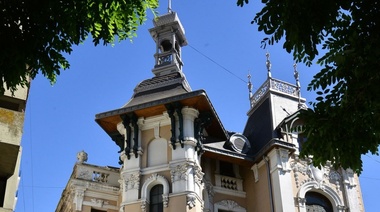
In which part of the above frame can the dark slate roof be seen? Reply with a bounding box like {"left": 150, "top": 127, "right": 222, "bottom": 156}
{"left": 123, "top": 72, "right": 191, "bottom": 108}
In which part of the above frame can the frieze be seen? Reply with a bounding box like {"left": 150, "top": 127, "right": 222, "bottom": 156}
{"left": 70, "top": 180, "right": 120, "bottom": 193}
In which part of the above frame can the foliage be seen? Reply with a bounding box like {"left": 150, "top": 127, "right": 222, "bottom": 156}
{"left": 237, "top": 0, "right": 380, "bottom": 173}
{"left": 0, "top": 0, "right": 158, "bottom": 94}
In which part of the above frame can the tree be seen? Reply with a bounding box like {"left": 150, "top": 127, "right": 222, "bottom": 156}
{"left": 237, "top": 0, "right": 380, "bottom": 173}
{"left": 0, "top": 0, "right": 158, "bottom": 94}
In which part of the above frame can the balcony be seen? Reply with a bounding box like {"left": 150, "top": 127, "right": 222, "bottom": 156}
{"left": 214, "top": 174, "right": 246, "bottom": 198}
{"left": 74, "top": 163, "right": 120, "bottom": 188}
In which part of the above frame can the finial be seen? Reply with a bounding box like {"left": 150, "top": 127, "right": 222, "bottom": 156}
{"left": 293, "top": 63, "right": 300, "bottom": 89}
{"left": 293, "top": 63, "right": 303, "bottom": 108}
{"left": 248, "top": 71, "right": 253, "bottom": 107}
{"left": 168, "top": 0, "right": 172, "bottom": 13}
{"left": 266, "top": 52, "right": 272, "bottom": 78}
{"left": 77, "top": 150, "right": 88, "bottom": 164}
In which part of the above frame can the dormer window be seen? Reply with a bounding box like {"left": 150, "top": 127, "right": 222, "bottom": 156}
{"left": 228, "top": 133, "right": 250, "bottom": 154}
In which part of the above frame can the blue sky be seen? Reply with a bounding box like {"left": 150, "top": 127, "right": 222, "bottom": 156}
{"left": 16, "top": 1, "right": 379, "bottom": 211}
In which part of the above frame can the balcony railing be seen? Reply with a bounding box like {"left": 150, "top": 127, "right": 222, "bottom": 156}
{"left": 250, "top": 78, "right": 298, "bottom": 109}
{"left": 214, "top": 174, "right": 245, "bottom": 197}
{"left": 74, "top": 164, "right": 120, "bottom": 187}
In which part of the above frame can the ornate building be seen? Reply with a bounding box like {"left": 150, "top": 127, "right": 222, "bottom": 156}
{"left": 56, "top": 8, "right": 364, "bottom": 212}
{"left": 0, "top": 85, "right": 29, "bottom": 212}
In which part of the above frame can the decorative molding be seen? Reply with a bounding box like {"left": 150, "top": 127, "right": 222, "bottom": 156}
{"left": 141, "top": 173, "right": 170, "bottom": 203}
{"left": 123, "top": 171, "right": 140, "bottom": 190}
{"left": 154, "top": 124, "right": 160, "bottom": 139}
{"left": 343, "top": 168, "right": 356, "bottom": 188}
{"left": 90, "top": 198, "right": 109, "bottom": 207}
{"left": 73, "top": 188, "right": 85, "bottom": 211}
{"left": 70, "top": 179, "right": 120, "bottom": 194}
{"left": 278, "top": 149, "right": 291, "bottom": 172}
{"left": 162, "top": 194, "right": 169, "bottom": 207}
{"left": 83, "top": 200, "right": 118, "bottom": 210}
{"left": 76, "top": 166, "right": 92, "bottom": 180}
{"left": 194, "top": 165, "right": 204, "bottom": 186}
{"left": 141, "top": 164, "right": 170, "bottom": 175}
{"left": 291, "top": 157, "right": 344, "bottom": 197}
{"left": 138, "top": 113, "right": 171, "bottom": 131}
{"left": 141, "top": 199, "right": 147, "bottom": 212}
{"left": 249, "top": 78, "right": 300, "bottom": 111}
{"left": 251, "top": 164, "right": 259, "bottom": 183}
{"left": 297, "top": 181, "right": 345, "bottom": 212}
{"left": 214, "top": 200, "right": 246, "bottom": 212}
{"left": 187, "top": 193, "right": 197, "bottom": 209}
{"left": 291, "top": 159, "right": 308, "bottom": 188}
{"left": 329, "top": 170, "right": 341, "bottom": 192}
{"left": 170, "top": 163, "right": 189, "bottom": 182}
{"left": 296, "top": 197, "right": 306, "bottom": 207}
{"left": 204, "top": 179, "right": 214, "bottom": 203}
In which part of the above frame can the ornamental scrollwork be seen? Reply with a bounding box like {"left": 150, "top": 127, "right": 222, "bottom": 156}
{"left": 216, "top": 200, "right": 246, "bottom": 211}
{"left": 187, "top": 193, "right": 197, "bottom": 209}
{"left": 194, "top": 165, "right": 204, "bottom": 186}
{"left": 122, "top": 171, "right": 140, "bottom": 191}
{"left": 171, "top": 163, "right": 188, "bottom": 182}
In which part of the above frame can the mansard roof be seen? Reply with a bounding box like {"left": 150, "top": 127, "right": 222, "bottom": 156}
{"left": 122, "top": 72, "right": 191, "bottom": 108}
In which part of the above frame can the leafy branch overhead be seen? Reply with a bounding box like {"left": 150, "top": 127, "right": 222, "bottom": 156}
{"left": 238, "top": 0, "right": 380, "bottom": 173}
{"left": 0, "top": 0, "right": 158, "bottom": 94}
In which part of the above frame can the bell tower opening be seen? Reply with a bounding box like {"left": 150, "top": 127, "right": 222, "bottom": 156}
{"left": 160, "top": 40, "right": 172, "bottom": 52}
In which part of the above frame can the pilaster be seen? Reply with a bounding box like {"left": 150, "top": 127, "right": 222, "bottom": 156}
{"left": 267, "top": 148, "right": 295, "bottom": 211}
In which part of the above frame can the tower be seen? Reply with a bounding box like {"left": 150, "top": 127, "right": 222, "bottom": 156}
{"left": 56, "top": 6, "right": 365, "bottom": 212}
{"left": 93, "top": 9, "right": 227, "bottom": 212}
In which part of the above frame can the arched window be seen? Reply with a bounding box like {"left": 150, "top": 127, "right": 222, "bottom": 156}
{"left": 150, "top": 184, "right": 163, "bottom": 212}
{"left": 160, "top": 40, "right": 172, "bottom": 52}
{"left": 141, "top": 174, "right": 169, "bottom": 211}
{"left": 305, "top": 192, "right": 333, "bottom": 212}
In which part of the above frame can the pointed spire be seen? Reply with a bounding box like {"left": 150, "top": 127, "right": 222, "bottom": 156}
{"left": 168, "top": 0, "right": 172, "bottom": 13}
{"left": 248, "top": 71, "right": 253, "bottom": 108}
{"left": 266, "top": 52, "right": 272, "bottom": 78}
